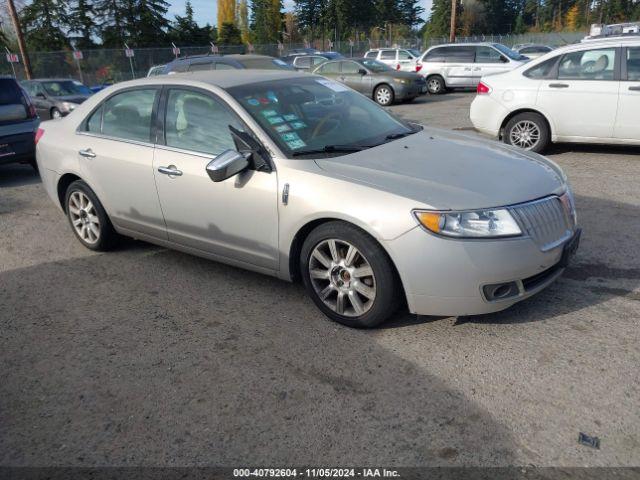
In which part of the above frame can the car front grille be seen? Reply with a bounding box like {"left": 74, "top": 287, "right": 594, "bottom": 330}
{"left": 509, "top": 196, "right": 574, "bottom": 251}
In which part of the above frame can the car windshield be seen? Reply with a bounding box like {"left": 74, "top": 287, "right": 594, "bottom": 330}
{"left": 492, "top": 43, "right": 527, "bottom": 61}
{"left": 42, "top": 80, "right": 91, "bottom": 96}
{"left": 360, "top": 59, "right": 392, "bottom": 72}
{"left": 227, "top": 77, "right": 416, "bottom": 158}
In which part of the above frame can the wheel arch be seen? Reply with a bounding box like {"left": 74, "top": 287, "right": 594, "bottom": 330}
{"left": 57, "top": 173, "right": 82, "bottom": 212}
{"left": 499, "top": 108, "right": 554, "bottom": 140}
{"left": 287, "top": 217, "right": 407, "bottom": 304}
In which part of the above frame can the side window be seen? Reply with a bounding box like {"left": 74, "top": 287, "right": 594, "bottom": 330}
{"left": 171, "top": 62, "right": 189, "bottom": 73}
{"left": 424, "top": 47, "right": 446, "bottom": 63}
{"left": 524, "top": 57, "right": 559, "bottom": 79}
{"left": 296, "top": 57, "right": 311, "bottom": 68}
{"left": 626, "top": 47, "right": 640, "bottom": 81}
{"left": 380, "top": 50, "right": 396, "bottom": 60}
{"left": 310, "top": 56, "right": 326, "bottom": 66}
{"left": 164, "top": 89, "right": 242, "bottom": 156}
{"left": 398, "top": 50, "right": 413, "bottom": 60}
{"left": 475, "top": 46, "right": 503, "bottom": 63}
{"left": 189, "top": 62, "right": 213, "bottom": 71}
{"left": 318, "top": 61, "right": 340, "bottom": 74}
{"left": 86, "top": 105, "right": 103, "bottom": 133}
{"left": 364, "top": 51, "right": 377, "bottom": 58}
{"left": 443, "top": 46, "right": 475, "bottom": 63}
{"left": 102, "top": 89, "right": 157, "bottom": 142}
{"left": 341, "top": 61, "right": 360, "bottom": 74}
{"left": 558, "top": 48, "right": 616, "bottom": 80}
{"left": 215, "top": 62, "right": 237, "bottom": 70}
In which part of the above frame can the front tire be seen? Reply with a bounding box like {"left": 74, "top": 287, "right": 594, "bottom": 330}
{"left": 64, "top": 180, "right": 119, "bottom": 251}
{"left": 374, "top": 84, "right": 394, "bottom": 106}
{"left": 300, "top": 221, "right": 401, "bottom": 328}
{"left": 504, "top": 112, "right": 550, "bottom": 153}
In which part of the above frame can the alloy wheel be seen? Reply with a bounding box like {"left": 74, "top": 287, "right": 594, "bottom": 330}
{"left": 428, "top": 78, "right": 441, "bottom": 93}
{"left": 308, "top": 239, "right": 376, "bottom": 317}
{"left": 68, "top": 191, "right": 101, "bottom": 244}
{"left": 509, "top": 120, "right": 540, "bottom": 150}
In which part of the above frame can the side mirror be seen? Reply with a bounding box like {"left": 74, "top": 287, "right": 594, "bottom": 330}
{"left": 358, "top": 68, "right": 367, "bottom": 75}
{"left": 500, "top": 55, "right": 509, "bottom": 63}
{"left": 206, "top": 149, "right": 250, "bottom": 182}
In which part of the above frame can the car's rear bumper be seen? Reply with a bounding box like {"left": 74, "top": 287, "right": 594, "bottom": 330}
{"left": 384, "top": 226, "right": 580, "bottom": 317}
{"left": 396, "top": 82, "right": 427, "bottom": 99}
{"left": 469, "top": 95, "right": 507, "bottom": 138}
{"left": 0, "top": 130, "right": 37, "bottom": 165}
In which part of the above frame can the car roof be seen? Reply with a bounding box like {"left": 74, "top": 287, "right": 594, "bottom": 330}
{"left": 549, "top": 37, "right": 639, "bottom": 53}
{"left": 23, "top": 78, "right": 79, "bottom": 82}
{"left": 428, "top": 42, "right": 497, "bottom": 49}
{"left": 115, "top": 69, "right": 308, "bottom": 90}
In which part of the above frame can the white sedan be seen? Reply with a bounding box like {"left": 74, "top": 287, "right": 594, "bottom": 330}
{"left": 470, "top": 37, "right": 640, "bottom": 152}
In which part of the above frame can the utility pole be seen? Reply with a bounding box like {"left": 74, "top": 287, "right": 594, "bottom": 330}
{"left": 449, "top": 0, "right": 457, "bottom": 43}
{"left": 6, "top": 0, "right": 32, "bottom": 79}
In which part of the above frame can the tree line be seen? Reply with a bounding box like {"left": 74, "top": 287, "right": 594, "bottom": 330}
{"left": 425, "top": 0, "right": 640, "bottom": 38}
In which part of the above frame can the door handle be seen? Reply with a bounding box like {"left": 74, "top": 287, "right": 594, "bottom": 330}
{"left": 79, "top": 148, "right": 96, "bottom": 158}
{"left": 549, "top": 83, "right": 570, "bottom": 88}
{"left": 157, "top": 165, "right": 183, "bottom": 177}
{"left": 629, "top": 86, "right": 640, "bottom": 91}
{"left": 464, "top": 67, "right": 472, "bottom": 71}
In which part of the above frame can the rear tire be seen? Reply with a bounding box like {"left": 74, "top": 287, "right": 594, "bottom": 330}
{"left": 51, "top": 108, "right": 62, "bottom": 120}
{"left": 426, "top": 75, "right": 445, "bottom": 94}
{"left": 64, "top": 180, "right": 119, "bottom": 251}
{"left": 504, "top": 112, "right": 550, "bottom": 153}
{"left": 300, "top": 221, "right": 401, "bottom": 328}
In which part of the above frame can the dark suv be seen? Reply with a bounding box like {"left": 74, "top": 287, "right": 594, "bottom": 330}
{"left": 0, "top": 76, "right": 40, "bottom": 169}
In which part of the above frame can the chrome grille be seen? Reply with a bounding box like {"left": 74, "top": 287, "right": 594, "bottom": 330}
{"left": 509, "top": 196, "right": 573, "bottom": 251}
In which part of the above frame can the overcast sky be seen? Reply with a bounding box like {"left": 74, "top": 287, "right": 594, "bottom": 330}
{"left": 167, "top": 0, "right": 434, "bottom": 27}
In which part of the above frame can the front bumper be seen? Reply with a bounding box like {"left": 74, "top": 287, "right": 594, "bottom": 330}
{"left": 384, "top": 226, "right": 580, "bottom": 317}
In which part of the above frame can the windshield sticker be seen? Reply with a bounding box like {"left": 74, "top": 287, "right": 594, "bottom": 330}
{"left": 316, "top": 79, "right": 350, "bottom": 92}
{"left": 290, "top": 121, "right": 307, "bottom": 130}
{"left": 258, "top": 97, "right": 270, "bottom": 105}
{"left": 261, "top": 109, "right": 278, "bottom": 118}
{"left": 247, "top": 98, "right": 260, "bottom": 107}
{"left": 266, "top": 91, "right": 279, "bottom": 103}
{"left": 280, "top": 132, "right": 302, "bottom": 143}
{"left": 267, "top": 116, "right": 285, "bottom": 125}
{"left": 275, "top": 124, "right": 291, "bottom": 133}
{"left": 283, "top": 114, "right": 298, "bottom": 121}
{"left": 286, "top": 139, "right": 307, "bottom": 150}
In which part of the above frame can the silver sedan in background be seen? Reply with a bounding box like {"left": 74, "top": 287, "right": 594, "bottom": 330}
{"left": 35, "top": 70, "right": 580, "bottom": 328}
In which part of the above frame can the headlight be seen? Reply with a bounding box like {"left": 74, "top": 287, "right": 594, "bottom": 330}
{"left": 61, "top": 102, "right": 77, "bottom": 112}
{"left": 394, "top": 78, "right": 410, "bottom": 84}
{"left": 414, "top": 209, "right": 522, "bottom": 238}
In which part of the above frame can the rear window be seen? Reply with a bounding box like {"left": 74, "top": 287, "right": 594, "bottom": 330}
{"left": 365, "top": 51, "right": 378, "bottom": 58}
{"left": 239, "top": 58, "right": 293, "bottom": 70}
{"left": 0, "top": 78, "right": 24, "bottom": 105}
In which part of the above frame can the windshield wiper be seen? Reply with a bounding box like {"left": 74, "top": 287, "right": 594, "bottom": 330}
{"left": 291, "top": 144, "right": 368, "bottom": 157}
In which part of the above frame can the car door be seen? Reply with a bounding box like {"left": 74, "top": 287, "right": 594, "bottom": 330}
{"left": 440, "top": 46, "right": 476, "bottom": 87}
{"left": 614, "top": 46, "right": 640, "bottom": 140}
{"left": 397, "top": 49, "right": 415, "bottom": 71}
{"left": 25, "top": 83, "right": 51, "bottom": 118}
{"left": 339, "top": 61, "right": 371, "bottom": 94}
{"left": 152, "top": 87, "right": 279, "bottom": 270}
{"left": 76, "top": 87, "right": 167, "bottom": 239}
{"left": 315, "top": 60, "right": 341, "bottom": 79}
{"left": 536, "top": 46, "right": 619, "bottom": 139}
{"left": 474, "top": 46, "right": 511, "bottom": 82}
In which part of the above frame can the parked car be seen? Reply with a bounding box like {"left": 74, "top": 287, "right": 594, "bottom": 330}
{"left": 364, "top": 48, "right": 422, "bottom": 71}
{"left": 282, "top": 52, "right": 344, "bottom": 71}
{"left": 312, "top": 58, "right": 427, "bottom": 105}
{"left": 35, "top": 70, "right": 580, "bottom": 327}
{"left": 89, "top": 83, "right": 113, "bottom": 93}
{"left": 163, "top": 54, "right": 294, "bottom": 74}
{"left": 470, "top": 38, "right": 640, "bottom": 152}
{"left": 416, "top": 43, "right": 529, "bottom": 94}
{"left": 0, "top": 76, "right": 39, "bottom": 170}
{"left": 21, "top": 78, "right": 93, "bottom": 119}
{"left": 513, "top": 44, "right": 554, "bottom": 59}
{"left": 147, "top": 64, "right": 166, "bottom": 77}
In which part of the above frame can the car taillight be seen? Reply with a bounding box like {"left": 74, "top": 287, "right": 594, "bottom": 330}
{"left": 477, "top": 81, "right": 491, "bottom": 95}
{"left": 35, "top": 128, "right": 45, "bottom": 145}
{"left": 396, "top": 64, "right": 401, "bottom": 70}
{"left": 415, "top": 64, "right": 422, "bottom": 72}
{"left": 28, "top": 103, "right": 37, "bottom": 118}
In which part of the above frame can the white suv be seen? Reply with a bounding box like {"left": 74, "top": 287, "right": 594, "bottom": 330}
{"left": 416, "top": 43, "right": 528, "bottom": 94}
{"left": 470, "top": 38, "right": 640, "bottom": 152}
{"left": 364, "top": 48, "right": 422, "bottom": 72}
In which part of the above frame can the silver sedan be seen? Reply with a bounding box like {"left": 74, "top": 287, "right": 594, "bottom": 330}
{"left": 35, "top": 70, "right": 580, "bottom": 328}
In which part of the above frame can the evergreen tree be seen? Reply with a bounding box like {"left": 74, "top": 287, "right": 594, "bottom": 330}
{"left": 218, "top": 21, "right": 242, "bottom": 44}
{"left": 20, "top": 0, "right": 69, "bottom": 51}
{"left": 250, "top": 0, "right": 282, "bottom": 43}
{"left": 68, "top": 0, "right": 98, "bottom": 49}
{"left": 218, "top": 0, "right": 237, "bottom": 31}
{"left": 171, "top": 1, "right": 210, "bottom": 45}
{"left": 136, "top": 0, "right": 170, "bottom": 46}
{"left": 294, "top": 0, "right": 327, "bottom": 38}
{"left": 96, "top": 0, "right": 129, "bottom": 47}
{"left": 424, "top": 0, "right": 456, "bottom": 38}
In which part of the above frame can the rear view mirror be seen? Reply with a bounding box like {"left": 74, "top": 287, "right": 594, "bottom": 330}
{"left": 358, "top": 68, "right": 367, "bottom": 75}
{"left": 500, "top": 55, "right": 509, "bottom": 63}
{"left": 206, "top": 149, "right": 250, "bottom": 182}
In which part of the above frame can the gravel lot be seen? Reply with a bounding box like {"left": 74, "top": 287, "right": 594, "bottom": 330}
{"left": 1, "top": 92, "right": 639, "bottom": 467}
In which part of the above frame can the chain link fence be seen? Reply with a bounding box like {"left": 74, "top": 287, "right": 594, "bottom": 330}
{"left": 1, "top": 31, "right": 587, "bottom": 86}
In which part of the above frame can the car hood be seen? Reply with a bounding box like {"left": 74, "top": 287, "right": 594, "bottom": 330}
{"left": 53, "top": 95, "right": 90, "bottom": 104}
{"left": 314, "top": 128, "right": 566, "bottom": 210}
